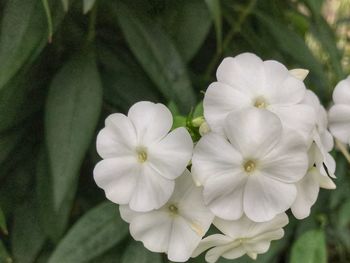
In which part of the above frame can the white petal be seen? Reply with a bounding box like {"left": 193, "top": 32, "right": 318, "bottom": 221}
{"left": 329, "top": 104, "right": 350, "bottom": 143}
{"left": 214, "top": 213, "right": 288, "bottom": 239}
{"left": 216, "top": 53, "right": 264, "bottom": 96}
{"left": 192, "top": 133, "right": 243, "bottom": 185}
{"left": 203, "top": 82, "right": 251, "bottom": 134}
{"left": 119, "top": 205, "right": 140, "bottom": 223}
{"left": 167, "top": 217, "right": 204, "bottom": 262}
{"left": 168, "top": 170, "right": 214, "bottom": 238}
{"left": 203, "top": 171, "right": 246, "bottom": 220}
{"left": 206, "top": 242, "right": 244, "bottom": 263}
{"left": 128, "top": 101, "right": 173, "bottom": 145}
{"left": 147, "top": 127, "right": 192, "bottom": 180}
{"left": 192, "top": 234, "right": 232, "bottom": 257}
{"left": 289, "top": 68, "right": 309, "bottom": 81}
{"left": 260, "top": 131, "right": 308, "bottom": 183}
{"left": 129, "top": 164, "right": 174, "bottom": 211}
{"left": 96, "top": 113, "right": 137, "bottom": 159}
{"left": 264, "top": 62, "right": 306, "bottom": 105}
{"left": 269, "top": 104, "right": 315, "bottom": 142}
{"left": 93, "top": 157, "right": 139, "bottom": 205}
{"left": 291, "top": 169, "right": 319, "bottom": 219}
{"left": 316, "top": 172, "right": 336, "bottom": 189}
{"left": 224, "top": 108, "right": 282, "bottom": 159}
{"left": 320, "top": 130, "right": 334, "bottom": 153}
{"left": 244, "top": 175, "right": 297, "bottom": 222}
{"left": 245, "top": 229, "right": 284, "bottom": 253}
{"left": 129, "top": 210, "right": 172, "bottom": 253}
{"left": 333, "top": 76, "right": 350, "bottom": 104}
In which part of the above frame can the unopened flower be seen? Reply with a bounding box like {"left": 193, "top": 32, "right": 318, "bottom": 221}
{"left": 192, "top": 213, "right": 288, "bottom": 263}
{"left": 204, "top": 53, "right": 315, "bottom": 142}
{"left": 192, "top": 108, "right": 308, "bottom": 222}
{"left": 119, "top": 170, "right": 214, "bottom": 262}
{"left": 94, "top": 101, "right": 193, "bottom": 212}
{"left": 329, "top": 76, "right": 350, "bottom": 145}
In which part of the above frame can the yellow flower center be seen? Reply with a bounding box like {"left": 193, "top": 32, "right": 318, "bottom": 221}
{"left": 254, "top": 97, "right": 268, "bottom": 109}
{"left": 168, "top": 204, "right": 178, "bottom": 215}
{"left": 243, "top": 160, "right": 256, "bottom": 174}
{"left": 136, "top": 147, "right": 147, "bottom": 163}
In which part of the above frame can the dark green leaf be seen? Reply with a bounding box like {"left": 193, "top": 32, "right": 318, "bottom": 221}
{"left": 0, "top": 0, "right": 63, "bottom": 90}
{"left": 97, "top": 45, "right": 160, "bottom": 111}
{"left": 0, "top": 240, "right": 12, "bottom": 263}
{"left": 48, "top": 202, "right": 128, "bottom": 263}
{"left": 11, "top": 200, "right": 46, "bottom": 263}
{"left": 290, "top": 229, "right": 327, "bottom": 263}
{"left": 45, "top": 50, "right": 102, "bottom": 239}
{"left": 205, "top": 0, "right": 222, "bottom": 52}
{"left": 115, "top": 2, "right": 196, "bottom": 113}
{"left": 36, "top": 148, "right": 77, "bottom": 242}
{"left": 158, "top": 0, "right": 212, "bottom": 62}
{"left": 0, "top": 206, "right": 7, "bottom": 235}
{"left": 121, "top": 241, "right": 162, "bottom": 263}
{"left": 338, "top": 200, "right": 350, "bottom": 227}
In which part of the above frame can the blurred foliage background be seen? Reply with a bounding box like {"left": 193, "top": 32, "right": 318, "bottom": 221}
{"left": 0, "top": 0, "right": 350, "bottom": 262}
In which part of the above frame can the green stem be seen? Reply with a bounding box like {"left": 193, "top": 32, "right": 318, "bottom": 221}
{"left": 41, "top": 0, "right": 53, "bottom": 43}
{"left": 204, "top": 0, "right": 257, "bottom": 81}
{"left": 336, "top": 139, "right": 350, "bottom": 164}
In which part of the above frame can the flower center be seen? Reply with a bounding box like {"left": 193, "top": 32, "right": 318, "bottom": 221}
{"left": 168, "top": 204, "right": 178, "bottom": 215}
{"left": 243, "top": 160, "right": 256, "bottom": 174}
{"left": 254, "top": 97, "right": 267, "bottom": 109}
{"left": 136, "top": 147, "right": 148, "bottom": 163}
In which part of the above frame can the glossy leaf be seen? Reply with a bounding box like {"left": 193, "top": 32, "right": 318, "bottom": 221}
{"left": 48, "top": 202, "right": 128, "bottom": 263}
{"left": 290, "top": 229, "right": 327, "bottom": 263}
{"left": 45, "top": 50, "right": 102, "bottom": 233}
{"left": 115, "top": 2, "right": 196, "bottom": 113}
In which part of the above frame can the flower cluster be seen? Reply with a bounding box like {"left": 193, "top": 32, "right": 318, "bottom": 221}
{"left": 94, "top": 53, "right": 340, "bottom": 262}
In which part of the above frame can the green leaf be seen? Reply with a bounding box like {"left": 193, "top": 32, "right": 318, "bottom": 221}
{"left": 0, "top": 0, "right": 63, "bottom": 90}
{"left": 48, "top": 202, "right": 129, "bottom": 263}
{"left": 61, "top": 0, "right": 68, "bottom": 11}
{"left": 0, "top": 240, "right": 12, "bottom": 263}
{"left": 36, "top": 148, "right": 77, "bottom": 242}
{"left": 338, "top": 200, "right": 350, "bottom": 227}
{"left": 290, "top": 229, "right": 327, "bottom": 263}
{"left": 121, "top": 241, "right": 162, "bottom": 263}
{"left": 115, "top": 2, "right": 196, "bottom": 113}
{"left": 97, "top": 45, "right": 160, "bottom": 111}
{"left": 158, "top": 0, "right": 212, "bottom": 62}
{"left": 83, "top": 0, "right": 96, "bottom": 14}
{"left": 205, "top": 0, "right": 222, "bottom": 52}
{"left": 11, "top": 200, "right": 46, "bottom": 263}
{"left": 45, "top": 50, "right": 102, "bottom": 237}
{"left": 0, "top": 206, "right": 7, "bottom": 235}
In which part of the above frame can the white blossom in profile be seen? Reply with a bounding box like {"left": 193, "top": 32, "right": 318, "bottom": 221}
{"left": 329, "top": 76, "right": 350, "bottom": 145}
{"left": 94, "top": 101, "right": 193, "bottom": 212}
{"left": 204, "top": 53, "right": 315, "bottom": 142}
{"left": 192, "top": 108, "right": 308, "bottom": 222}
{"left": 192, "top": 213, "right": 288, "bottom": 263}
{"left": 119, "top": 170, "right": 214, "bottom": 262}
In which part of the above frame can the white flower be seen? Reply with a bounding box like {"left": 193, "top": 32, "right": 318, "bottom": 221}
{"left": 119, "top": 170, "right": 214, "bottom": 262}
{"left": 329, "top": 76, "right": 350, "bottom": 145}
{"left": 291, "top": 164, "right": 336, "bottom": 220}
{"left": 204, "top": 53, "right": 315, "bottom": 142}
{"left": 302, "top": 90, "right": 335, "bottom": 178}
{"left": 192, "top": 213, "right": 288, "bottom": 263}
{"left": 192, "top": 108, "right": 308, "bottom": 222}
{"left": 94, "top": 101, "right": 193, "bottom": 212}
